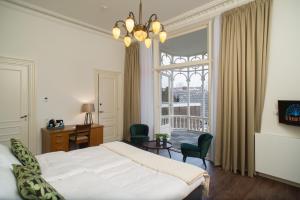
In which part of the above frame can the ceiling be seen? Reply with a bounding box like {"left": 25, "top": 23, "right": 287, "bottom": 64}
{"left": 16, "top": 0, "right": 214, "bottom": 33}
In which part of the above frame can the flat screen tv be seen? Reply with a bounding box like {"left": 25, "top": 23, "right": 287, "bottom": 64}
{"left": 278, "top": 100, "right": 300, "bottom": 126}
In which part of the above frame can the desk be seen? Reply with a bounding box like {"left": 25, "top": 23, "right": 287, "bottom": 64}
{"left": 42, "top": 124, "right": 103, "bottom": 153}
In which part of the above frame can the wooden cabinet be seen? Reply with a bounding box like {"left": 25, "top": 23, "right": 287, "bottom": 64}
{"left": 42, "top": 124, "right": 103, "bottom": 153}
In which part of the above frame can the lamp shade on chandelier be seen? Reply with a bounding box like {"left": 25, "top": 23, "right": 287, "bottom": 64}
{"left": 112, "top": 0, "right": 167, "bottom": 48}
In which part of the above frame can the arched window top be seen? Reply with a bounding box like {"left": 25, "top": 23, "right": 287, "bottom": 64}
{"left": 159, "top": 28, "right": 208, "bottom": 67}
{"left": 160, "top": 52, "right": 208, "bottom": 66}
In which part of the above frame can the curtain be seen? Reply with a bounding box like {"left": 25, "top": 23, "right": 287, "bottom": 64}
{"left": 123, "top": 42, "right": 141, "bottom": 141}
{"left": 214, "top": 0, "right": 272, "bottom": 177}
{"left": 140, "top": 44, "right": 154, "bottom": 140}
{"left": 210, "top": 15, "right": 221, "bottom": 162}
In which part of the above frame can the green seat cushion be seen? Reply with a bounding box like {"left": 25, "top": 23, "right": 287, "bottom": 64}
{"left": 12, "top": 164, "right": 65, "bottom": 200}
{"left": 181, "top": 143, "right": 202, "bottom": 158}
{"left": 131, "top": 135, "right": 149, "bottom": 145}
{"left": 11, "top": 138, "right": 41, "bottom": 174}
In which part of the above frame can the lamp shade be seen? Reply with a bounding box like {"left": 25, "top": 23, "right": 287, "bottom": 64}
{"left": 152, "top": 20, "right": 161, "bottom": 34}
{"left": 159, "top": 31, "right": 167, "bottom": 43}
{"left": 112, "top": 27, "right": 120, "bottom": 39}
{"left": 124, "top": 35, "right": 132, "bottom": 47}
{"left": 145, "top": 37, "right": 152, "bottom": 48}
{"left": 133, "top": 25, "right": 147, "bottom": 41}
{"left": 81, "top": 103, "right": 95, "bottom": 113}
{"left": 125, "top": 17, "right": 135, "bottom": 33}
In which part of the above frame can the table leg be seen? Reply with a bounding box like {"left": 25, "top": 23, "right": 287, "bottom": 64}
{"left": 157, "top": 149, "right": 159, "bottom": 154}
{"left": 168, "top": 149, "right": 171, "bottom": 158}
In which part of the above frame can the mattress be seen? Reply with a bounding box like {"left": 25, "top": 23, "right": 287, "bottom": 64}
{"left": 36, "top": 144, "right": 205, "bottom": 200}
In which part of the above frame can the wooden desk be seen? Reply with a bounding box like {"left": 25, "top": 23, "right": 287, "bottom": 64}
{"left": 42, "top": 124, "right": 103, "bottom": 153}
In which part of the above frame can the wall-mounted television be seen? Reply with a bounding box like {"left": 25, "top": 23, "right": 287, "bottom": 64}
{"left": 278, "top": 100, "right": 300, "bottom": 126}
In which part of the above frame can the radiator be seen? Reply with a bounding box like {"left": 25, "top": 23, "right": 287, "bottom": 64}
{"left": 255, "top": 133, "right": 300, "bottom": 184}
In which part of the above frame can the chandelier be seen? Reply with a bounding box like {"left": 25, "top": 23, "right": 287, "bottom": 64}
{"left": 112, "top": 0, "right": 167, "bottom": 48}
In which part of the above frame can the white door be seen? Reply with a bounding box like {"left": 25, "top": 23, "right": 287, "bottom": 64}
{"left": 97, "top": 71, "right": 120, "bottom": 142}
{"left": 0, "top": 63, "right": 29, "bottom": 147}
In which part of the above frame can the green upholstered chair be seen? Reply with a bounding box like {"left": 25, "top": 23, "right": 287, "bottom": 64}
{"left": 130, "top": 124, "right": 149, "bottom": 146}
{"left": 181, "top": 133, "right": 213, "bottom": 169}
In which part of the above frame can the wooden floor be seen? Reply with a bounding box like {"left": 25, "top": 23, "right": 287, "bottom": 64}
{"left": 156, "top": 149, "right": 300, "bottom": 200}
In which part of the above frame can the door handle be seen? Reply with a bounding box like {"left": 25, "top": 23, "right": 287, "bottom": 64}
{"left": 20, "top": 115, "right": 28, "bottom": 119}
{"left": 99, "top": 111, "right": 104, "bottom": 113}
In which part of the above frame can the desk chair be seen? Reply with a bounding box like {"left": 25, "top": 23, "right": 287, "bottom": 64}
{"left": 69, "top": 124, "right": 91, "bottom": 150}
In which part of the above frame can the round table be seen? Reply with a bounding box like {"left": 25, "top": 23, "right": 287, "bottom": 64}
{"left": 142, "top": 140, "right": 172, "bottom": 158}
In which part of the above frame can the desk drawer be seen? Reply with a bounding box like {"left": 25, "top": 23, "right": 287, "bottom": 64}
{"left": 53, "top": 143, "right": 67, "bottom": 151}
{"left": 50, "top": 133, "right": 69, "bottom": 152}
{"left": 53, "top": 134, "right": 65, "bottom": 144}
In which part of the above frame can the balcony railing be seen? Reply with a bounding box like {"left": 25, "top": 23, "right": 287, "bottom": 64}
{"left": 161, "top": 115, "right": 209, "bottom": 132}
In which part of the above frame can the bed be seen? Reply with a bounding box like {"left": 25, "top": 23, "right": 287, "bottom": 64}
{"left": 0, "top": 141, "right": 209, "bottom": 200}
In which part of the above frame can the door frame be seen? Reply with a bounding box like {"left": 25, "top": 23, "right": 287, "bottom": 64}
{"left": 0, "top": 56, "right": 36, "bottom": 154}
{"left": 94, "top": 69, "right": 123, "bottom": 142}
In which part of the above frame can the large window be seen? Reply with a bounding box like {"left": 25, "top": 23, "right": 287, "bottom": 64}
{"left": 157, "top": 26, "right": 210, "bottom": 133}
{"left": 160, "top": 66, "right": 209, "bottom": 132}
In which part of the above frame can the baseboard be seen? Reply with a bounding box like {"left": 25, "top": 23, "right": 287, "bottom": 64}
{"left": 205, "top": 162, "right": 300, "bottom": 188}
{"left": 256, "top": 172, "right": 300, "bottom": 188}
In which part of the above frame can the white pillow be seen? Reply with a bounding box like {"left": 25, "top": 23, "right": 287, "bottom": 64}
{"left": 0, "top": 144, "right": 22, "bottom": 199}
{"left": 0, "top": 167, "right": 22, "bottom": 200}
{"left": 0, "top": 144, "right": 20, "bottom": 168}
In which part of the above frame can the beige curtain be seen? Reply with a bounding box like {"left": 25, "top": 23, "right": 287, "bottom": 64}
{"left": 123, "top": 42, "right": 141, "bottom": 141}
{"left": 214, "top": 0, "right": 272, "bottom": 177}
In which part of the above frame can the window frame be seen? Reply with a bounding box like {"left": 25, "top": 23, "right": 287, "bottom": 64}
{"left": 153, "top": 21, "right": 213, "bottom": 134}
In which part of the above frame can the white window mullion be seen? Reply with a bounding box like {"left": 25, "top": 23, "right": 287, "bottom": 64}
{"left": 187, "top": 68, "right": 191, "bottom": 131}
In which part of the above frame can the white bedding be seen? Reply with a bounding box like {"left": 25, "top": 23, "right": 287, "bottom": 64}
{"left": 37, "top": 144, "right": 205, "bottom": 200}
{"left": 102, "top": 141, "right": 209, "bottom": 187}
{"left": 0, "top": 144, "right": 22, "bottom": 200}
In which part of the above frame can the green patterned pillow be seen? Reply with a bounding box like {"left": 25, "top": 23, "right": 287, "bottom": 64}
{"left": 12, "top": 164, "right": 65, "bottom": 200}
{"left": 11, "top": 138, "right": 41, "bottom": 174}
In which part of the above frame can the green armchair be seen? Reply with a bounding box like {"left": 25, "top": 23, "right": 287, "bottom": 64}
{"left": 181, "top": 133, "right": 213, "bottom": 169}
{"left": 130, "top": 124, "right": 149, "bottom": 146}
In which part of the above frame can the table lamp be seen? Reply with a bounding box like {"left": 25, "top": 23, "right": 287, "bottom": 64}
{"left": 81, "top": 103, "right": 95, "bottom": 125}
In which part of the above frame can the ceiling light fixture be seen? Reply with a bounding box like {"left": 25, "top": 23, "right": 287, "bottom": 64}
{"left": 112, "top": 0, "right": 167, "bottom": 48}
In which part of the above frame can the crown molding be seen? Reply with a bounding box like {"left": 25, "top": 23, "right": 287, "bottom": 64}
{"left": 2, "top": 0, "right": 253, "bottom": 40}
{"left": 1, "top": 0, "right": 113, "bottom": 38}
{"left": 163, "top": 0, "right": 253, "bottom": 32}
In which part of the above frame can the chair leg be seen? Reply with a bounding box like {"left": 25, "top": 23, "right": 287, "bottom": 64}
{"left": 183, "top": 155, "right": 187, "bottom": 162}
{"left": 202, "top": 158, "right": 207, "bottom": 169}
{"left": 167, "top": 149, "right": 172, "bottom": 158}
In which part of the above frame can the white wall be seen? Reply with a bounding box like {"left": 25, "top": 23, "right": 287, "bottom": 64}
{"left": 260, "top": 0, "right": 300, "bottom": 138}
{"left": 256, "top": 0, "right": 300, "bottom": 184}
{"left": 0, "top": 2, "right": 124, "bottom": 154}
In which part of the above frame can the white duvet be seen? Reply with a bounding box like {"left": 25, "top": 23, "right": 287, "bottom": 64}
{"left": 37, "top": 144, "right": 204, "bottom": 200}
